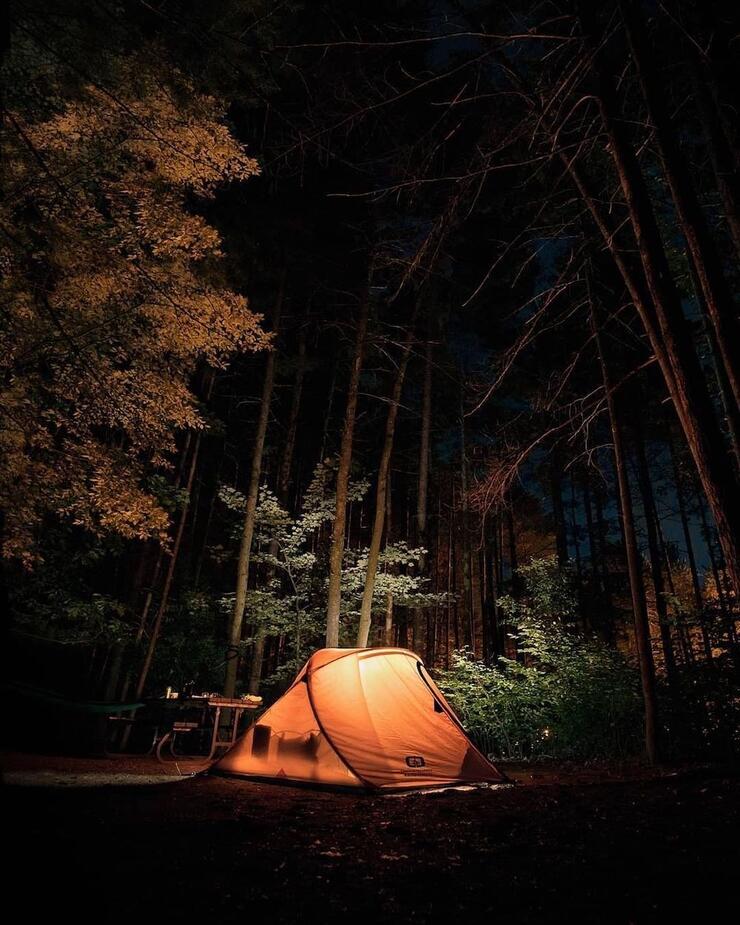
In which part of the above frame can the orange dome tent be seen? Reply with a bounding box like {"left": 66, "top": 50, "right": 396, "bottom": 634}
{"left": 213, "top": 647, "right": 507, "bottom": 791}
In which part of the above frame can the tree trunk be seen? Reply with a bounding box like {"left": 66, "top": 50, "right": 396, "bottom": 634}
{"left": 248, "top": 321, "right": 308, "bottom": 695}
{"left": 583, "top": 469, "right": 615, "bottom": 639}
{"left": 569, "top": 474, "right": 585, "bottom": 628}
{"left": 670, "top": 434, "right": 712, "bottom": 660}
{"left": 550, "top": 449, "right": 569, "bottom": 568}
{"left": 383, "top": 476, "right": 396, "bottom": 648}
{"left": 493, "top": 38, "right": 740, "bottom": 593}
{"left": 356, "top": 317, "right": 416, "bottom": 647}
{"left": 117, "top": 420, "right": 200, "bottom": 709}
{"left": 486, "top": 522, "right": 501, "bottom": 659}
{"left": 413, "top": 331, "right": 433, "bottom": 649}
{"left": 135, "top": 420, "right": 208, "bottom": 699}
{"left": 277, "top": 324, "right": 308, "bottom": 502}
{"left": 224, "top": 274, "right": 285, "bottom": 697}
{"left": 325, "top": 277, "right": 371, "bottom": 646}
{"left": 620, "top": 0, "right": 740, "bottom": 414}
{"left": 459, "top": 376, "right": 474, "bottom": 650}
{"left": 574, "top": 8, "right": 740, "bottom": 597}
{"left": 696, "top": 486, "right": 737, "bottom": 645}
{"left": 632, "top": 417, "right": 677, "bottom": 679}
{"left": 590, "top": 290, "right": 659, "bottom": 764}
{"left": 689, "top": 51, "right": 740, "bottom": 260}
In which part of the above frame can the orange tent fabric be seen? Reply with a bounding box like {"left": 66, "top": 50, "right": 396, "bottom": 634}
{"left": 214, "top": 647, "right": 506, "bottom": 791}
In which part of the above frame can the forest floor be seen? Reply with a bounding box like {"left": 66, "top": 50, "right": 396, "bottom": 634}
{"left": 3, "top": 751, "right": 738, "bottom": 924}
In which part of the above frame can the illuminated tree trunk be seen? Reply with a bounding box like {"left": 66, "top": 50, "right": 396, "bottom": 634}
{"left": 224, "top": 275, "right": 284, "bottom": 697}
{"left": 413, "top": 331, "right": 433, "bottom": 649}
{"left": 459, "top": 376, "right": 474, "bottom": 650}
{"left": 248, "top": 323, "right": 308, "bottom": 695}
{"left": 326, "top": 278, "right": 371, "bottom": 646}
{"left": 427, "top": 493, "right": 443, "bottom": 665}
{"left": 383, "top": 480, "right": 395, "bottom": 646}
{"left": 590, "top": 292, "right": 658, "bottom": 764}
{"left": 356, "top": 320, "right": 415, "bottom": 647}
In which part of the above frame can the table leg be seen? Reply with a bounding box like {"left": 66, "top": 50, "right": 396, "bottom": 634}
{"left": 207, "top": 706, "right": 221, "bottom": 761}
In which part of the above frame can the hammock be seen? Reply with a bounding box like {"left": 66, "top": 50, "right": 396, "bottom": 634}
{"left": 4, "top": 680, "right": 144, "bottom": 714}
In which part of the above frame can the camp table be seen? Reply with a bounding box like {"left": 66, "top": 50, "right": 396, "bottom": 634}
{"left": 205, "top": 697, "right": 262, "bottom": 760}
{"left": 154, "top": 696, "right": 262, "bottom": 762}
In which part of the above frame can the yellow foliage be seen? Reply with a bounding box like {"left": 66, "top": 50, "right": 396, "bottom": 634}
{"left": 1, "top": 55, "right": 270, "bottom": 561}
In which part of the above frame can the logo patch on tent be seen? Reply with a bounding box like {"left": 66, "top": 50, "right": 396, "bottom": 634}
{"left": 405, "top": 755, "right": 425, "bottom": 768}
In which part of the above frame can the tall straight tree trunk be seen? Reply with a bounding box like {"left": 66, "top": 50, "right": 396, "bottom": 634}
{"left": 684, "top": 259, "right": 740, "bottom": 470}
{"left": 670, "top": 435, "right": 712, "bottom": 660}
{"left": 383, "top": 478, "right": 395, "bottom": 647}
{"left": 459, "top": 375, "right": 474, "bottom": 649}
{"left": 689, "top": 51, "right": 740, "bottom": 260}
{"left": 550, "top": 449, "right": 569, "bottom": 568}
{"left": 224, "top": 273, "right": 285, "bottom": 697}
{"left": 620, "top": 0, "right": 740, "bottom": 413}
{"left": 103, "top": 551, "right": 149, "bottom": 703}
{"left": 193, "top": 442, "right": 226, "bottom": 591}
{"left": 583, "top": 469, "right": 615, "bottom": 638}
{"left": 445, "top": 504, "right": 453, "bottom": 667}
{"left": 413, "top": 331, "right": 433, "bottom": 648}
{"left": 506, "top": 508, "right": 518, "bottom": 591}
{"left": 655, "top": 516, "right": 693, "bottom": 665}
{"left": 592, "top": 475, "right": 610, "bottom": 569}
{"left": 574, "top": 9, "right": 740, "bottom": 596}
{"left": 277, "top": 324, "right": 308, "bottom": 502}
{"left": 590, "top": 291, "right": 659, "bottom": 764}
{"left": 319, "top": 362, "right": 338, "bottom": 464}
{"left": 633, "top": 418, "right": 677, "bottom": 679}
{"left": 325, "top": 278, "right": 371, "bottom": 646}
{"left": 117, "top": 414, "right": 203, "bottom": 710}
{"left": 696, "top": 488, "right": 737, "bottom": 644}
{"left": 480, "top": 545, "right": 490, "bottom": 662}
{"left": 495, "top": 40, "right": 740, "bottom": 592}
{"left": 133, "top": 366, "right": 217, "bottom": 703}
{"left": 470, "top": 542, "right": 484, "bottom": 656}
{"left": 427, "top": 493, "right": 442, "bottom": 665}
{"left": 248, "top": 322, "right": 308, "bottom": 695}
{"left": 569, "top": 475, "right": 585, "bottom": 626}
{"left": 490, "top": 516, "right": 503, "bottom": 657}
{"left": 135, "top": 426, "right": 205, "bottom": 699}
{"left": 356, "top": 318, "right": 416, "bottom": 647}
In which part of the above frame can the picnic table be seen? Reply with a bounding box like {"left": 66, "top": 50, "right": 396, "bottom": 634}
{"left": 153, "top": 696, "right": 262, "bottom": 762}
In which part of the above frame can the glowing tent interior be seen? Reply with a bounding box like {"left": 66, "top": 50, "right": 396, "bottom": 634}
{"left": 213, "top": 647, "right": 506, "bottom": 791}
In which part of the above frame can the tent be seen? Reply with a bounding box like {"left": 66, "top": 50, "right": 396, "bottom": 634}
{"left": 213, "top": 647, "right": 506, "bottom": 791}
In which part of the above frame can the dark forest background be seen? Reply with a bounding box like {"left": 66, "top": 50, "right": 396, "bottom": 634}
{"left": 2, "top": 0, "right": 739, "bottom": 764}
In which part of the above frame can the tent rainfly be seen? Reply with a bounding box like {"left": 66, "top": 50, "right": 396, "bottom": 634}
{"left": 213, "top": 647, "right": 506, "bottom": 791}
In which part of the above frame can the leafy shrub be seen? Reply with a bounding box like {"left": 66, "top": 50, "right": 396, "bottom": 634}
{"left": 438, "top": 558, "right": 642, "bottom": 761}
{"left": 658, "top": 653, "right": 740, "bottom": 760}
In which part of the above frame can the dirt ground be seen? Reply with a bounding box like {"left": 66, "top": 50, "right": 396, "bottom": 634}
{"left": 3, "top": 752, "right": 738, "bottom": 923}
